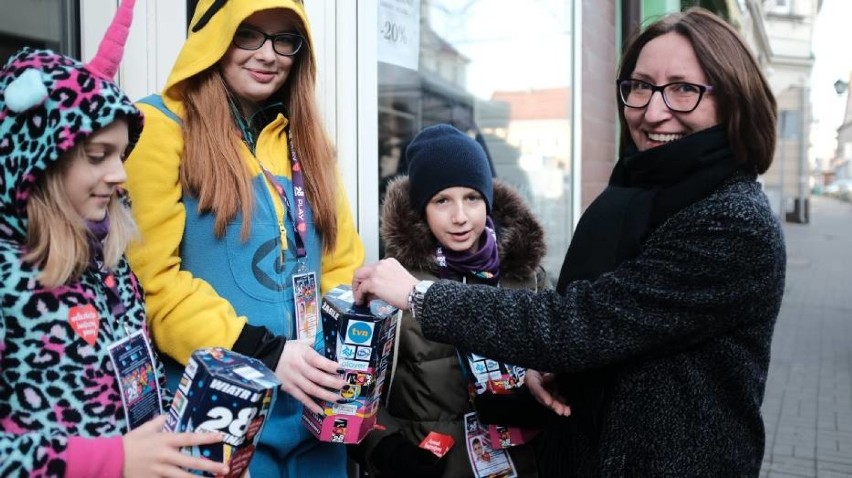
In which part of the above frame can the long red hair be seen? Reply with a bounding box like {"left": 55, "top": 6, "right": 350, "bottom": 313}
{"left": 178, "top": 12, "right": 338, "bottom": 251}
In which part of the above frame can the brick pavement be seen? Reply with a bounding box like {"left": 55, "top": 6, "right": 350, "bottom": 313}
{"left": 760, "top": 195, "right": 852, "bottom": 477}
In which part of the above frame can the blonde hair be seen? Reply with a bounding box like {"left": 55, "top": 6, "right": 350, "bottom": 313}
{"left": 179, "top": 11, "right": 338, "bottom": 251}
{"left": 24, "top": 147, "right": 137, "bottom": 287}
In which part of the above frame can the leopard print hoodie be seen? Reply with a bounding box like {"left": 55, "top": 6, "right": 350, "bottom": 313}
{"left": 0, "top": 1, "right": 171, "bottom": 476}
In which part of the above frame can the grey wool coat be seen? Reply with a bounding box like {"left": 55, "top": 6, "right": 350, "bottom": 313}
{"left": 353, "top": 177, "right": 548, "bottom": 478}
{"left": 415, "top": 173, "right": 786, "bottom": 477}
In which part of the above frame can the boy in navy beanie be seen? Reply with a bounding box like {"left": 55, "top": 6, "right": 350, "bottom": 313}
{"left": 406, "top": 124, "right": 494, "bottom": 214}
{"left": 357, "top": 122, "right": 549, "bottom": 478}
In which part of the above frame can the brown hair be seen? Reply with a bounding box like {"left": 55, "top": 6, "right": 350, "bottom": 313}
{"left": 25, "top": 148, "right": 137, "bottom": 287}
{"left": 616, "top": 7, "right": 777, "bottom": 174}
{"left": 179, "top": 10, "right": 338, "bottom": 251}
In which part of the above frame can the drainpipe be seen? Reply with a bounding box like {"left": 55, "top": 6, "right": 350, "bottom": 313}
{"left": 798, "top": 84, "right": 809, "bottom": 223}
{"left": 779, "top": 110, "right": 788, "bottom": 220}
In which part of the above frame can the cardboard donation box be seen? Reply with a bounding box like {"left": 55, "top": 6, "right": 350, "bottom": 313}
{"left": 461, "top": 353, "right": 540, "bottom": 449}
{"left": 164, "top": 347, "right": 280, "bottom": 477}
{"left": 302, "top": 285, "right": 399, "bottom": 444}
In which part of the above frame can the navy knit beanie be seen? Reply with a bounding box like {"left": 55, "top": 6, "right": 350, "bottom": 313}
{"left": 406, "top": 124, "right": 493, "bottom": 214}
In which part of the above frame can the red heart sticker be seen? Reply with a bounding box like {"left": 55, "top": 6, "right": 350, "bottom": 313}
{"left": 68, "top": 304, "right": 101, "bottom": 346}
{"left": 419, "top": 431, "right": 455, "bottom": 457}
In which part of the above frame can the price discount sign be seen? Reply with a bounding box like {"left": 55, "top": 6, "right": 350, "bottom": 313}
{"left": 378, "top": 0, "right": 420, "bottom": 71}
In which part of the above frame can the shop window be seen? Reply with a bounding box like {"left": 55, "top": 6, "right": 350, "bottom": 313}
{"left": 377, "top": 0, "right": 575, "bottom": 275}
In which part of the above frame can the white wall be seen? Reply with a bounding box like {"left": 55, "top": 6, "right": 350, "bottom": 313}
{"left": 306, "top": 1, "right": 379, "bottom": 261}
{"left": 81, "top": 0, "right": 185, "bottom": 101}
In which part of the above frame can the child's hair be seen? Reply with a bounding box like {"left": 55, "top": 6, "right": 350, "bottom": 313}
{"left": 24, "top": 144, "right": 137, "bottom": 287}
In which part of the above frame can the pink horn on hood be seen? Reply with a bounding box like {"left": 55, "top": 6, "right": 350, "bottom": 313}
{"left": 86, "top": 0, "right": 136, "bottom": 79}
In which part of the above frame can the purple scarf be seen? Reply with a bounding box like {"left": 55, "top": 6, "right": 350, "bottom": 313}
{"left": 85, "top": 215, "right": 126, "bottom": 318}
{"left": 85, "top": 215, "right": 111, "bottom": 267}
{"left": 435, "top": 217, "right": 501, "bottom": 285}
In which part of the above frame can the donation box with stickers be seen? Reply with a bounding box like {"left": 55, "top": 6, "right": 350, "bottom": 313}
{"left": 302, "top": 285, "right": 400, "bottom": 444}
{"left": 164, "top": 347, "right": 280, "bottom": 477}
{"left": 461, "top": 353, "right": 541, "bottom": 449}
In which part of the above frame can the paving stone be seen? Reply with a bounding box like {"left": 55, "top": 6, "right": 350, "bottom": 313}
{"left": 760, "top": 196, "right": 852, "bottom": 478}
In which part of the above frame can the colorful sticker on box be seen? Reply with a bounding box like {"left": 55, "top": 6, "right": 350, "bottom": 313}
{"left": 346, "top": 320, "right": 374, "bottom": 345}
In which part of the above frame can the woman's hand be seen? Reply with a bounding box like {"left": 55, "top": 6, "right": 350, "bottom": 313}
{"left": 123, "top": 415, "right": 229, "bottom": 478}
{"left": 526, "top": 370, "right": 571, "bottom": 417}
{"left": 352, "top": 258, "right": 418, "bottom": 308}
{"left": 275, "top": 338, "right": 347, "bottom": 414}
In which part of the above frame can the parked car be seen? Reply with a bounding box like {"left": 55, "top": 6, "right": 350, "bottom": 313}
{"left": 824, "top": 179, "right": 852, "bottom": 201}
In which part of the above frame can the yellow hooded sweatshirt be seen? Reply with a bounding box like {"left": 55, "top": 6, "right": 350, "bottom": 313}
{"left": 125, "top": 2, "right": 362, "bottom": 473}
{"left": 124, "top": 0, "right": 363, "bottom": 380}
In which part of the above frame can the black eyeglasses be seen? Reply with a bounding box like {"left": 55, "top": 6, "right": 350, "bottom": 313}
{"left": 617, "top": 79, "right": 714, "bottom": 113}
{"left": 232, "top": 27, "right": 305, "bottom": 57}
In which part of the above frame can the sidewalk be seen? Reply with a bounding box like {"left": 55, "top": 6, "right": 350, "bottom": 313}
{"left": 760, "top": 195, "right": 852, "bottom": 477}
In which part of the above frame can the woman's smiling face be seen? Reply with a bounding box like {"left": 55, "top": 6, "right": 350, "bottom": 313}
{"left": 624, "top": 32, "right": 720, "bottom": 151}
{"left": 219, "top": 9, "right": 299, "bottom": 114}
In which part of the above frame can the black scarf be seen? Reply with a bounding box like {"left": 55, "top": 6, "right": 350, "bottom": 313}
{"left": 556, "top": 125, "right": 739, "bottom": 291}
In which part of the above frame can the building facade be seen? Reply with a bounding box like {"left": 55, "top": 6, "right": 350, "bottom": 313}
{"left": 4, "top": 1, "right": 809, "bottom": 267}
{"left": 833, "top": 73, "right": 852, "bottom": 180}
{"left": 759, "top": 0, "right": 821, "bottom": 223}
{"left": 2, "top": 0, "right": 621, "bottom": 273}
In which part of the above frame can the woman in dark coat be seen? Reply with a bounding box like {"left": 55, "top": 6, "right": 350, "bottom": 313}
{"left": 352, "top": 8, "right": 785, "bottom": 477}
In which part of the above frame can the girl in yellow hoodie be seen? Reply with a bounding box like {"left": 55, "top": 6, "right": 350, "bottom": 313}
{"left": 124, "top": 1, "right": 364, "bottom": 476}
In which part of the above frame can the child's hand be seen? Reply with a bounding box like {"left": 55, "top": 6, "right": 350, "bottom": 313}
{"left": 352, "top": 258, "right": 419, "bottom": 308}
{"left": 123, "top": 415, "right": 229, "bottom": 478}
{"left": 275, "top": 338, "right": 347, "bottom": 414}
{"left": 526, "top": 369, "right": 571, "bottom": 416}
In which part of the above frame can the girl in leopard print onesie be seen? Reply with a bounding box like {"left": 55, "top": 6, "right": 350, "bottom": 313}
{"left": 0, "top": 1, "right": 229, "bottom": 476}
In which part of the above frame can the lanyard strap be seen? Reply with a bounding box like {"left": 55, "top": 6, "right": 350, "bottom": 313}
{"left": 257, "top": 126, "right": 309, "bottom": 258}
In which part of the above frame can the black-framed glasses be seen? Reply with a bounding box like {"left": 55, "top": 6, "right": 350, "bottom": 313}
{"left": 617, "top": 79, "right": 714, "bottom": 113}
{"left": 233, "top": 27, "right": 305, "bottom": 56}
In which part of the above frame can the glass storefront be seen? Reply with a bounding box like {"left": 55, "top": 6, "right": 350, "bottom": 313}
{"left": 377, "top": 0, "right": 575, "bottom": 276}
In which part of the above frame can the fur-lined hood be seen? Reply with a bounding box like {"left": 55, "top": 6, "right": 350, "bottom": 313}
{"left": 381, "top": 176, "right": 546, "bottom": 281}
